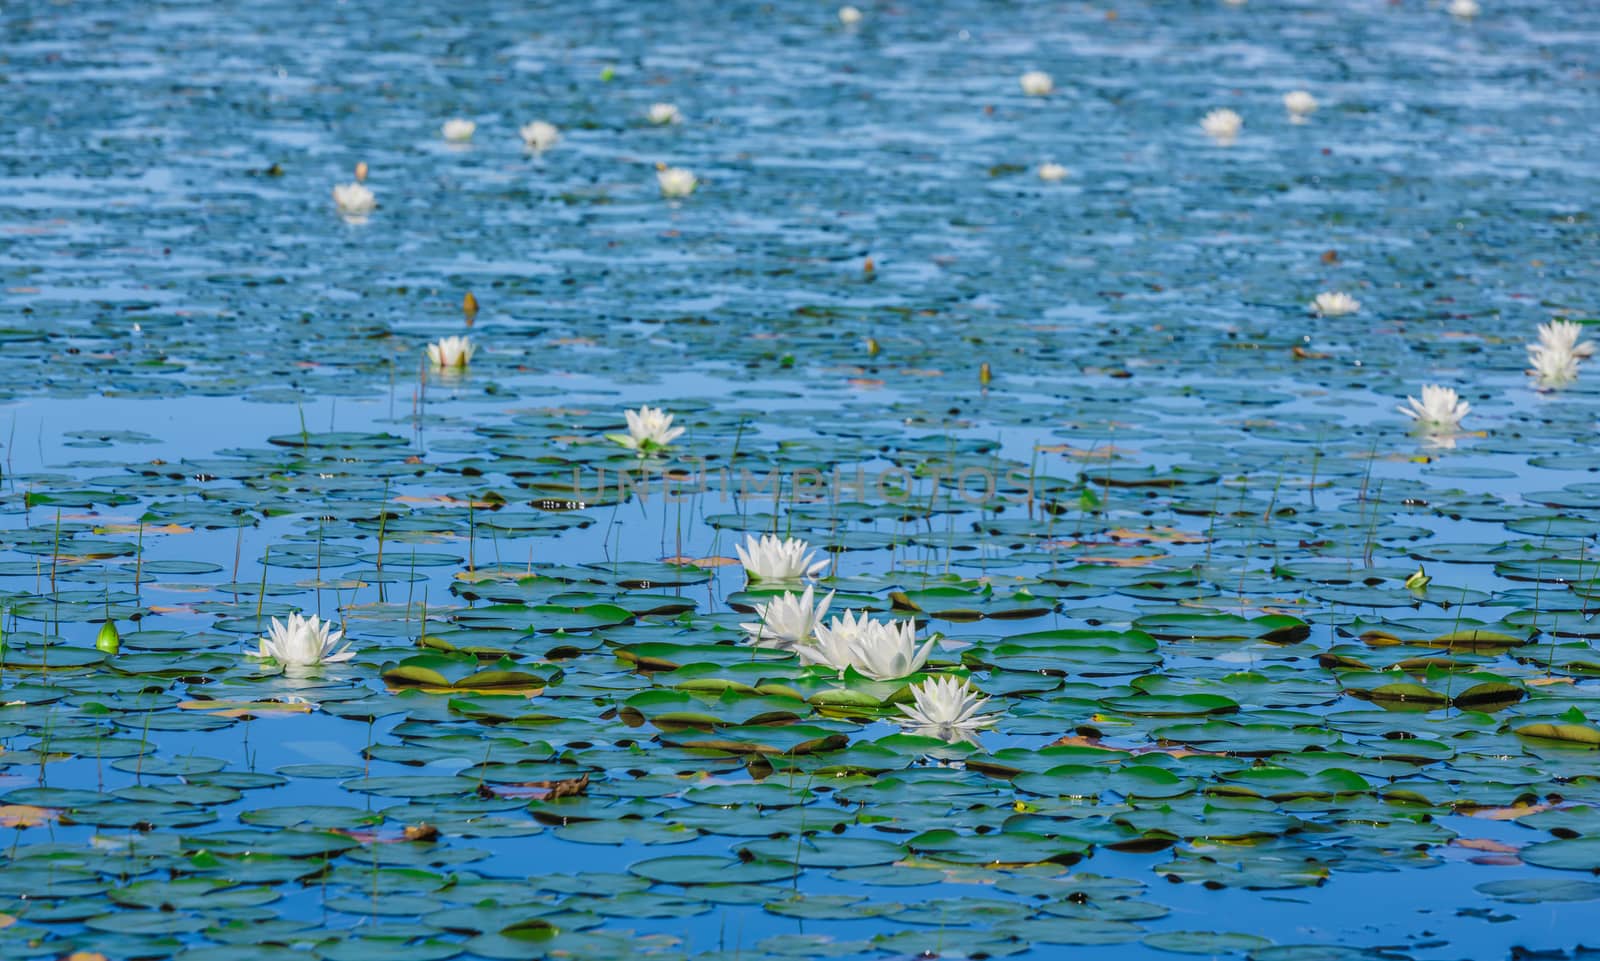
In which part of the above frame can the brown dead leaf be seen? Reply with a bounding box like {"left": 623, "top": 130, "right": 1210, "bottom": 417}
{"left": 1465, "top": 803, "right": 1555, "bottom": 821}
{"left": 660, "top": 555, "right": 739, "bottom": 568}
{"left": 1035, "top": 443, "right": 1137, "bottom": 460}
{"left": 1074, "top": 554, "right": 1165, "bottom": 568}
{"left": 1452, "top": 837, "right": 1520, "bottom": 853}
{"left": 543, "top": 773, "right": 590, "bottom": 801}
{"left": 404, "top": 823, "right": 440, "bottom": 842}
{"left": 1046, "top": 733, "right": 1215, "bottom": 759}
{"left": 1047, "top": 734, "right": 1105, "bottom": 750}
{"left": 0, "top": 805, "right": 59, "bottom": 828}
{"left": 1527, "top": 677, "right": 1575, "bottom": 687}
{"left": 1107, "top": 526, "right": 1207, "bottom": 545}
{"left": 488, "top": 773, "right": 590, "bottom": 800}
{"left": 178, "top": 700, "right": 314, "bottom": 718}
{"left": 847, "top": 378, "right": 885, "bottom": 389}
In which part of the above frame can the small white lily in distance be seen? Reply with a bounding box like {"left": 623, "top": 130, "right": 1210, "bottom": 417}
{"left": 520, "top": 121, "right": 561, "bottom": 151}
{"left": 736, "top": 534, "right": 827, "bottom": 582}
{"left": 256, "top": 613, "right": 354, "bottom": 668}
{"left": 1201, "top": 108, "right": 1242, "bottom": 143}
{"left": 427, "top": 335, "right": 475, "bottom": 368}
{"left": 332, "top": 182, "right": 375, "bottom": 216}
{"left": 1019, "top": 70, "right": 1054, "bottom": 96}
{"left": 1532, "top": 320, "right": 1594, "bottom": 361}
{"left": 608, "top": 405, "right": 686, "bottom": 453}
{"left": 1311, "top": 291, "right": 1361, "bottom": 317}
{"left": 657, "top": 165, "right": 698, "bottom": 198}
{"left": 648, "top": 103, "right": 682, "bottom": 125}
{"left": 1398, "top": 384, "right": 1470, "bottom": 433}
{"left": 1448, "top": 0, "right": 1480, "bottom": 18}
{"left": 741, "top": 584, "right": 834, "bottom": 650}
{"left": 838, "top": 5, "right": 863, "bottom": 25}
{"left": 1528, "top": 345, "right": 1579, "bottom": 388}
{"left": 1038, "top": 163, "right": 1068, "bottom": 182}
{"left": 442, "top": 118, "right": 476, "bottom": 142}
{"left": 898, "top": 676, "right": 1000, "bottom": 740}
{"left": 1284, "top": 90, "right": 1317, "bottom": 123}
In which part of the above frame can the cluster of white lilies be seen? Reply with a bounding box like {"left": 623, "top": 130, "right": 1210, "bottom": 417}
{"left": 249, "top": 528, "right": 996, "bottom": 743}
{"left": 1524, "top": 319, "right": 1594, "bottom": 389}
{"left": 1396, "top": 320, "right": 1592, "bottom": 445}
{"left": 330, "top": 101, "right": 695, "bottom": 219}
{"left": 734, "top": 533, "right": 998, "bottom": 744}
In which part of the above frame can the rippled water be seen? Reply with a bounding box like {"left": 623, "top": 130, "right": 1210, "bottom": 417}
{"left": 3, "top": 0, "right": 1600, "bottom": 959}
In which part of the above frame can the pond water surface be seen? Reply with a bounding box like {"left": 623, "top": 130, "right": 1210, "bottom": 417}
{"left": 4, "top": 0, "right": 1600, "bottom": 959}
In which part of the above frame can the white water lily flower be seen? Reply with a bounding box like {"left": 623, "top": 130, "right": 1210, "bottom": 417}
{"left": 1284, "top": 90, "right": 1317, "bottom": 123}
{"left": 1533, "top": 320, "right": 1594, "bottom": 360}
{"left": 1019, "top": 70, "right": 1054, "bottom": 96}
{"left": 741, "top": 585, "right": 834, "bottom": 650}
{"left": 520, "top": 120, "right": 560, "bottom": 150}
{"left": 838, "top": 5, "right": 863, "bottom": 24}
{"left": 442, "top": 118, "right": 476, "bottom": 142}
{"left": 648, "top": 103, "right": 681, "bottom": 125}
{"left": 1038, "top": 163, "right": 1068, "bottom": 182}
{"left": 1311, "top": 291, "right": 1361, "bottom": 317}
{"left": 332, "top": 182, "right": 376, "bottom": 216}
{"left": 1398, "top": 384, "right": 1470, "bottom": 432}
{"left": 798, "top": 610, "right": 936, "bottom": 681}
{"left": 898, "top": 676, "right": 1000, "bottom": 738}
{"left": 257, "top": 613, "right": 354, "bottom": 667}
{"left": 795, "top": 607, "right": 869, "bottom": 671}
{"left": 427, "top": 335, "right": 475, "bottom": 368}
{"left": 1528, "top": 345, "right": 1580, "bottom": 388}
{"left": 1201, "top": 108, "right": 1242, "bottom": 142}
{"left": 1448, "top": 0, "right": 1479, "bottom": 18}
{"left": 611, "top": 404, "right": 686, "bottom": 452}
{"left": 657, "top": 166, "right": 698, "bottom": 198}
{"left": 736, "top": 534, "right": 827, "bottom": 582}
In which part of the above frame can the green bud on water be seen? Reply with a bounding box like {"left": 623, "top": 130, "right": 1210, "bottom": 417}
{"left": 600, "top": 65, "right": 616, "bottom": 82}
{"left": 1404, "top": 566, "right": 1431, "bottom": 592}
{"left": 96, "top": 620, "right": 121, "bottom": 655}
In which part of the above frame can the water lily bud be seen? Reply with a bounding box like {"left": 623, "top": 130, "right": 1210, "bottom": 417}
{"left": 355, "top": 161, "right": 368, "bottom": 182}
{"left": 1404, "top": 566, "right": 1431, "bottom": 591}
{"left": 866, "top": 337, "right": 880, "bottom": 357}
{"left": 463, "top": 291, "right": 479, "bottom": 325}
{"left": 600, "top": 65, "right": 616, "bottom": 82}
{"left": 96, "top": 620, "right": 121, "bottom": 655}
{"left": 979, "top": 362, "right": 992, "bottom": 386}
{"left": 863, "top": 257, "right": 875, "bottom": 274}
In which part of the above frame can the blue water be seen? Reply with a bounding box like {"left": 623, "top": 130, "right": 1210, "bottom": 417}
{"left": 4, "top": 0, "right": 1600, "bottom": 958}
